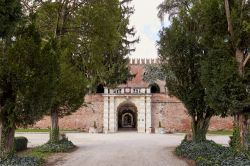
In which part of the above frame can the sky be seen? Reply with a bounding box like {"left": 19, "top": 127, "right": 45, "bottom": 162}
{"left": 129, "top": 0, "right": 169, "bottom": 59}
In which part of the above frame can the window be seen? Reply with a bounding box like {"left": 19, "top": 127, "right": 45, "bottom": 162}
{"left": 150, "top": 83, "right": 160, "bottom": 93}
{"left": 96, "top": 84, "right": 104, "bottom": 93}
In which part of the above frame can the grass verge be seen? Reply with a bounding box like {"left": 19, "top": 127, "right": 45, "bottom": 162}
{"left": 16, "top": 128, "right": 79, "bottom": 133}
{"left": 207, "top": 130, "right": 233, "bottom": 135}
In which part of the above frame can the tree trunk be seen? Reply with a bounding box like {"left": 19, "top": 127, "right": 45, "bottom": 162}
{"left": 191, "top": 116, "right": 211, "bottom": 142}
{"left": 225, "top": 0, "right": 249, "bottom": 151}
{"left": 50, "top": 109, "right": 59, "bottom": 143}
{"left": 239, "top": 113, "right": 248, "bottom": 151}
{"left": 0, "top": 120, "right": 15, "bottom": 159}
{"left": 224, "top": 0, "right": 234, "bottom": 37}
{"left": 235, "top": 48, "right": 248, "bottom": 151}
{"left": 0, "top": 120, "right": 3, "bottom": 158}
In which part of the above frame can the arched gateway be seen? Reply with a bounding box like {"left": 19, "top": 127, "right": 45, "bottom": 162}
{"left": 103, "top": 87, "right": 152, "bottom": 133}
{"left": 118, "top": 101, "right": 137, "bottom": 130}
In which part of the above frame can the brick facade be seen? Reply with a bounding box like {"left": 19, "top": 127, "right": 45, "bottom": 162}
{"left": 34, "top": 59, "right": 233, "bottom": 132}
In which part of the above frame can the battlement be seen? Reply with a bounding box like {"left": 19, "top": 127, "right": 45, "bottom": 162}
{"left": 129, "top": 58, "right": 159, "bottom": 65}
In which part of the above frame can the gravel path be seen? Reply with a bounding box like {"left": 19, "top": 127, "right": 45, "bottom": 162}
{"left": 15, "top": 132, "right": 230, "bottom": 166}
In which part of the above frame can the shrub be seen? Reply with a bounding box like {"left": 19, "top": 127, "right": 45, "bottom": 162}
{"left": 229, "top": 124, "right": 241, "bottom": 152}
{"left": 176, "top": 139, "right": 250, "bottom": 166}
{"left": 158, "top": 121, "right": 162, "bottom": 128}
{"left": 36, "top": 139, "right": 75, "bottom": 153}
{"left": 93, "top": 121, "right": 97, "bottom": 129}
{"left": 0, "top": 156, "right": 42, "bottom": 166}
{"left": 14, "top": 137, "right": 28, "bottom": 152}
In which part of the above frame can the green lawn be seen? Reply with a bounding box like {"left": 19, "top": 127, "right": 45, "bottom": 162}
{"left": 16, "top": 128, "right": 79, "bottom": 133}
{"left": 207, "top": 130, "right": 233, "bottom": 135}
{"left": 180, "top": 130, "right": 233, "bottom": 136}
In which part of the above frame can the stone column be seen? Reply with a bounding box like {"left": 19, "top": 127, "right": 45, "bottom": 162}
{"left": 109, "top": 96, "right": 116, "bottom": 132}
{"left": 146, "top": 96, "right": 152, "bottom": 133}
{"left": 137, "top": 97, "right": 146, "bottom": 133}
{"left": 114, "top": 98, "right": 118, "bottom": 132}
{"left": 103, "top": 96, "right": 109, "bottom": 133}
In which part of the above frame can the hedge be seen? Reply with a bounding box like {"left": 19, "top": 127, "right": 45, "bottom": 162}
{"left": 0, "top": 156, "right": 42, "bottom": 166}
{"left": 14, "top": 137, "right": 28, "bottom": 152}
{"left": 35, "top": 139, "right": 75, "bottom": 153}
{"left": 176, "top": 139, "right": 250, "bottom": 166}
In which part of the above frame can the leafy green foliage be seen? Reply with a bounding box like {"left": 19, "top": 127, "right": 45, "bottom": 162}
{"left": 198, "top": 0, "right": 250, "bottom": 116}
{"left": 49, "top": 127, "right": 59, "bottom": 143}
{"left": 34, "top": 0, "right": 136, "bottom": 143}
{"left": 176, "top": 139, "right": 250, "bottom": 166}
{"left": 0, "top": 0, "right": 22, "bottom": 38}
{"left": 0, "top": 5, "right": 58, "bottom": 155}
{"left": 158, "top": 1, "right": 214, "bottom": 142}
{"left": 0, "top": 24, "right": 57, "bottom": 158}
{"left": 157, "top": 0, "right": 192, "bottom": 21}
{"left": 158, "top": 8, "right": 212, "bottom": 118}
{"left": 0, "top": 25, "right": 57, "bottom": 126}
{"left": 36, "top": 139, "right": 75, "bottom": 153}
{"left": 0, "top": 156, "right": 42, "bottom": 166}
{"left": 143, "top": 64, "right": 165, "bottom": 84}
{"left": 158, "top": 121, "right": 162, "bottom": 128}
{"left": 14, "top": 137, "right": 28, "bottom": 152}
{"left": 229, "top": 124, "right": 241, "bottom": 153}
{"left": 72, "top": 0, "right": 136, "bottom": 89}
{"left": 197, "top": 0, "right": 249, "bottom": 150}
{"left": 93, "top": 121, "right": 97, "bottom": 129}
{"left": 20, "top": 138, "right": 76, "bottom": 166}
{"left": 201, "top": 49, "right": 247, "bottom": 115}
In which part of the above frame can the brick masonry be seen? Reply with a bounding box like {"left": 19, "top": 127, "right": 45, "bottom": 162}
{"left": 33, "top": 59, "right": 233, "bottom": 132}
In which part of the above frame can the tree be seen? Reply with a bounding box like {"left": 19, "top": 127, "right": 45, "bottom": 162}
{"left": 0, "top": 24, "right": 57, "bottom": 157}
{"left": 0, "top": 0, "right": 22, "bottom": 38}
{"left": 0, "top": 0, "right": 57, "bottom": 158}
{"left": 35, "top": 0, "right": 136, "bottom": 142}
{"left": 199, "top": 0, "right": 250, "bottom": 151}
{"left": 34, "top": 1, "right": 89, "bottom": 142}
{"left": 42, "top": 39, "right": 87, "bottom": 143}
{"left": 157, "top": 0, "right": 192, "bottom": 21}
{"left": 157, "top": 1, "right": 215, "bottom": 142}
{"left": 72, "top": 0, "right": 136, "bottom": 89}
{"left": 143, "top": 64, "right": 165, "bottom": 84}
{"left": 223, "top": 0, "right": 250, "bottom": 151}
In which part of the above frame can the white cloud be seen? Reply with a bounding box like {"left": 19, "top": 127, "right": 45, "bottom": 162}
{"left": 128, "top": 0, "right": 169, "bottom": 59}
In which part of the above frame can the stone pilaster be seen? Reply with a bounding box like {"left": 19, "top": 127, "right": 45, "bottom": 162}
{"left": 137, "top": 98, "right": 146, "bottom": 133}
{"left": 103, "top": 96, "right": 109, "bottom": 132}
{"left": 109, "top": 96, "right": 116, "bottom": 132}
{"left": 146, "top": 96, "right": 152, "bottom": 133}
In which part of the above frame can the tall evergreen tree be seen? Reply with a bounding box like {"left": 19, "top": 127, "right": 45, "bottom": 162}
{"left": 0, "top": 0, "right": 57, "bottom": 157}
{"left": 35, "top": 0, "right": 136, "bottom": 142}
{"left": 34, "top": 1, "right": 90, "bottom": 142}
{"left": 199, "top": 0, "right": 250, "bottom": 151}
{"left": 158, "top": 0, "right": 215, "bottom": 142}
{"left": 0, "top": 24, "right": 57, "bottom": 157}
{"left": 223, "top": 0, "right": 250, "bottom": 151}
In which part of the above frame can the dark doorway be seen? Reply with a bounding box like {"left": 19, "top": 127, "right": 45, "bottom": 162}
{"left": 150, "top": 83, "right": 160, "bottom": 93}
{"left": 96, "top": 84, "right": 104, "bottom": 93}
{"left": 118, "top": 109, "right": 137, "bottom": 129}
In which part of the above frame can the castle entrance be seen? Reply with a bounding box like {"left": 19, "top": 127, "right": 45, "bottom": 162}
{"left": 103, "top": 87, "right": 152, "bottom": 133}
{"left": 118, "top": 103, "right": 137, "bottom": 130}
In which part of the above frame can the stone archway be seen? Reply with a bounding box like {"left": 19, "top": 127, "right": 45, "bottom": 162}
{"left": 122, "top": 113, "right": 134, "bottom": 127}
{"left": 103, "top": 90, "right": 152, "bottom": 133}
{"left": 117, "top": 102, "right": 138, "bottom": 130}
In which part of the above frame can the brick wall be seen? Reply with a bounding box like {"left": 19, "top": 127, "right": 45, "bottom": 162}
{"left": 34, "top": 93, "right": 233, "bottom": 132}
{"left": 34, "top": 94, "right": 104, "bottom": 132}
{"left": 150, "top": 94, "right": 233, "bottom": 132}
{"left": 33, "top": 62, "right": 233, "bottom": 132}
